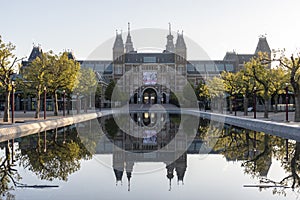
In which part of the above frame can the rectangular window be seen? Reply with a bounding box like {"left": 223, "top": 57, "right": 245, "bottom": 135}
{"left": 143, "top": 57, "right": 156, "bottom": 63}
{"left": 205, "top": 64, "right": 216, "bottom": 72}
{"left": 225, "top": 64, "right": 234, "bottom": 71}
{"left": 195, "top": 64, "right": 205, "bottom": 72}
{"left": 216, "top": 64, "right": 225, "bottom": 72}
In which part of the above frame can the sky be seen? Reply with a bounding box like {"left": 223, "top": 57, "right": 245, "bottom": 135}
{"left": 2, "top": 0, "right": 300, "bottom": 60}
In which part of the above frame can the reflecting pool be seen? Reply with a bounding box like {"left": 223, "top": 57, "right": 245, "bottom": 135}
{"left": 0, "top": 112, "right": 299, "bottom": 200}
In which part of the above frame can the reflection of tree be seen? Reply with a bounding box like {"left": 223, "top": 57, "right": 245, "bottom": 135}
{"left": 18, "top": 127, "right": 92, "bottom": 181}
{"left": 76, "top": 119, "right": 103, "bottom": 155}
{"left": 104, "top": 117, "right": 119, "bottom": 138}
{"left": 0, "top": 140, "right": 18, "bottom": 199}
{"left": 212, "top": 125, "right": 300, "bottom": 195}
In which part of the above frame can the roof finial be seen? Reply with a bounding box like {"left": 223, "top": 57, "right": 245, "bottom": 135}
{"left": 128, "top": 22, "right": 130, "bottom": 34}
{"left": 169, "top": 22, "right": 171, "bottom": 35}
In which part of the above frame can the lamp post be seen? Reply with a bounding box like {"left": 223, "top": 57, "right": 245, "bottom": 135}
{"left": 62, "top": 90, "right": 66, "bottom": 116}
{"left": 253, "top": 87, "right": 257, "bottom": 119}
{"left": 11, "top": 83, "right": 15, "bottom": 124}
{"left": 285, "top": 83, "right": 289, "bottom": 122}
{"left": 44, "top": 86, "right": 47, "bottom": 120}
{"left": 234, "top": 94, "right": 237, "bottom": 116}
{"left": 77, "top": 93, "right": 80, "bottom": 114}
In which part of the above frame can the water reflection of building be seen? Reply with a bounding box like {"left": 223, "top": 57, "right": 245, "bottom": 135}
{"left": 98, "top": 112, "right": 205, "bottom": 191}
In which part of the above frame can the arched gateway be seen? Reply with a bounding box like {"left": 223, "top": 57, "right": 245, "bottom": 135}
{"left": 142, "top": 88, "right": 157, "bottom": 104}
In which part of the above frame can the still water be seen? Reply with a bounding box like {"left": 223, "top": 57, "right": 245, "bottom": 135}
{"left": 0, "top": 112, "right": 299, "bottom": 200}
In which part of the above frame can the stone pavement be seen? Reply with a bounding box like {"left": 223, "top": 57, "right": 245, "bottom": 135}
{"left": 0, "top": 109, "right": 298, "bottom": 125}
{"left": 226, "top": 110, "right": 298, "bottom": 125}
{"left": 0, "top": 110, "right": 75, "bottom": 125}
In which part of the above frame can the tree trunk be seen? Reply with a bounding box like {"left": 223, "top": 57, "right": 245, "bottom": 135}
{"left": 229, "top": 96, "right": 233, "bottom": 114}
{"left": 274, "top": 93, "right": 278, "bottom": 113}
{"left": 35, "top": 89, "right": 41, "bottom": 119}
{"left": 243, "top": 96, "right": 249, "bottom": 116}
{"left": 84, "top": 95, "right": 88, "bottom": 113}
{"left": 294, "top": 92, "right": 300, "bottom": 122}
{"left": 3, "top": 90, "right": 11, "bottom": 122}
{"left": 54, "top": 91, "right": 58, "bottom": 116}
{"left": 263, "top": 91, "right": 269, "bottom": 118}
{"left": 67, "top": 97, "right": 70, "bottom": 115}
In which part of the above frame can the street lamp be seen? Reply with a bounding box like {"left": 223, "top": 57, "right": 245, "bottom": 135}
{"left": 11, "top": 82, "right": 15, "bottom": 124}
{"left": 253, "top": 87, "right": 257, "bottom": 119}
{"left": 285, "top": 83, "right": 289, "bottom": 122}
{"left": 77, "top": 93, "right": 80, "bottom": 114}
{"left": 44, "top": 86, "right": 47, "bottom": 120}
{"left": 63, "top": 90, "right": 66, "bottom": 117}
{"left": 234, "top": 94, "right": 237, "bottom": 116}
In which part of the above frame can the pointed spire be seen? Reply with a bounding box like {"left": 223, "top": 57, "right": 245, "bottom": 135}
{"left": 28, "top": 45, "right": 43, "bottom": 62}
{"left": 113, "top": 30, "right": 124, "bottom": 50}
{"left": 175, "top": 30, "right": 186, "bottom": 50}
{"left": 127, "top": 172, "right": 131, "bottom": 192}
{"left": 165, "top": 23, "right": 175, "bottom": 52}
{"left": 128, "top": 22, "right": 131, "bottom": 35}
{"left": 255, "top": 35, "right": 271, "bottom": 54}
{"left": 125, "top": 22, "right": 134, "bottom": 53}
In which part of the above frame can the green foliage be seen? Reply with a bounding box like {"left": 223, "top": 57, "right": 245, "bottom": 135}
{"left": 206, "top": 76, "right": 225, "bottom": 98}
{"left": 104, "top": 117, "right": 119, "bottom": 138}
{"left": 74, "top": 67, "right": 97, "bottom": 95}
{"left": 182, "top": 82, "right": 197, "bottom": 107}
{"left": 244, "top": 52, "right": 274, "bottom": 118}
{"left": 46, "top": 52, "right": 80, "bottom": 93}
{"left": 0, "top": 35, "right": 18, "bottom": 122}
{"left": 105, "top": 80, "right": 115, "bottom": 101}
{"left": 22, "top": 52, "right": 50, "bottom": 118}
{"left": 18, "top": 128, "right": 92, "bottom": 182}
{"left": 276, "top": 50, "right": 300, "bottom": 121}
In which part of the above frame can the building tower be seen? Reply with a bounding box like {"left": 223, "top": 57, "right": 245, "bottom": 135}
{"left": 255, "top": 35, "right": 271, "bottom": 68}
{"left": 175, "top": 31, "right": 187, "bottom": 83}
{"left": 125, "top": 22, "right": 134, "bottom": 53}
{"left": 28, "top": 45, "right": 43, "bottom": 62}
{"left": 113, "top": 30, "right": 125, "bottom": 61}
{"left": 165, "top": 23, "right": 175, "bottom": 53}
{"left": 113, "top": 30, "right": 125, "bottom": 79}
{"left": 255, "top": 35, "right": 271, "bottom": 55}
{"left": 175, "top": 31, "right": 187, "bottom": 60}
{"left": 166, "top": 163, "right": 175, "bottom": 191}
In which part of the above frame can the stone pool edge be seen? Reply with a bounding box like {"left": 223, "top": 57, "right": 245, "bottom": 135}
{"left": 1, "top": 109, "right": 300, "bottom": 142}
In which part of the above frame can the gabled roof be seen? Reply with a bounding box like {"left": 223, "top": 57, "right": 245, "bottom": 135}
{"left": 28, "top": 46, "right": 42, "bottom": 62}
{"left": 255, "top": 36, "right": 271, "bottom": 54}
{"left": 237, "top": 54, "right": 254, "bottom": 64}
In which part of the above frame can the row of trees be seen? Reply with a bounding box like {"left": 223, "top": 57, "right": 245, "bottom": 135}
{"left": 194, "top": 52, "right": 300, "bottom": 122}
{"left": 0, "top": 36, "right": 98, "bottom": 122}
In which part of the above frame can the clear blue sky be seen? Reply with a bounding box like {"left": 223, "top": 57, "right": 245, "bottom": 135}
{"left": 2, "top": 0, "right": 300, "bottom": 60}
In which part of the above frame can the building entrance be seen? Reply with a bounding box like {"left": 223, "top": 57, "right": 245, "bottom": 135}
{"left": 143, "top": 88, "right": 157, "bottom": 104}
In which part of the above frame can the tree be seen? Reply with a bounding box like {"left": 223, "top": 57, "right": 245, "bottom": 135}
{"left": 18, "top": 128, "right": 92, "bottom": 182}
{"left": 46, "top": 52, "right": 80, "bottom": 116}
{"left": 95, "top": 84, "right": 103, "bottom": 108}
{"left": 105, "top": 80, "right": 115, "bottom": 101}
{"left": 0, "top": 36, "right": 20, "bottom": 122}
{"left": 244, "top": 52, "right": 274, "bottom": 118}
{"left": 182, "top": 81, "right": 197, "bottom": 107}
{"left": 237, "top": 70, "right": 256, "bottom": 116}
{"left": 275, "top": 51, "right": 300, "bottom": 122}
{"left": 73, "top": 68, "right": 97, "bottom": 112}
{"left": 195, "top": 81, "right": 210, "bottom": 110}
{"left": 22, "top": 52, "right": 49, "bottom": 118}
{"left": 269, "top": 67, "right": 288, "bottom": 113}
{"left": 221, "top": 71, "right": 243, "bottom": 114}
{"left": 206, "top": 76, "right": 226, "bottom": 113}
